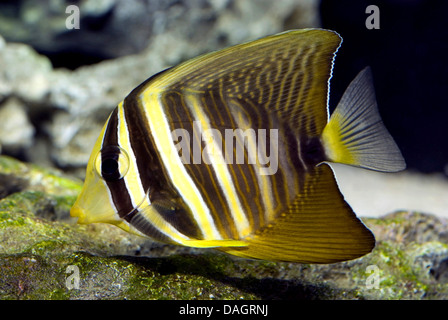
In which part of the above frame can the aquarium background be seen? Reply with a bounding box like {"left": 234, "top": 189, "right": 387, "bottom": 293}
{"left": 1, "top": 0, "right": 448, "bottom": 301}
{"left": 0, "top": 0, "right": 447, "bottom": 217}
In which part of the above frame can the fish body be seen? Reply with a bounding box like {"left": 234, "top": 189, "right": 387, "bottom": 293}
{"left": 70, "top": 29, "right": 405, "bottom": 263}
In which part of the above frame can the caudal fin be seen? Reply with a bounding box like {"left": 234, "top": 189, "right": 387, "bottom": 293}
{"left": 321, "top": 67, "right": 406, "bottom": 172}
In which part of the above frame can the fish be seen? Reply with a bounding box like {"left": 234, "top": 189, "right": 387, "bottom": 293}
{"left": 70, "top": 29, "right": 405, "bottom": 263}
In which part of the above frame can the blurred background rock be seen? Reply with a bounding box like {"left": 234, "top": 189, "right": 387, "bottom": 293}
{"left": 0, "top": 0, "right": 447, "bottom": 217}
{"left": 0, "top": 0, "right": 319, "bottom": 170}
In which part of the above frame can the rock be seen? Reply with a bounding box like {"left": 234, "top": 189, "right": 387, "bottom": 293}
{"left": 0, "top": 98, "right": 35, "bottom": 155}
{"left": 1, "top": 155, "right": 447, "bottom": 300}
{"left": 0, "top": 0, "right": 319, "bottom": 66}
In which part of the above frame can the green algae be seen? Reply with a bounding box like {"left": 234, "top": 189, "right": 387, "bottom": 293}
{"left": 0, "top": 253, "right": 71, "bottom": 300}
{"left": 0, "top": 155, "right": 82, "bottom": 198}
{"left": 0, "top": 156, "right": 276, "bottom": 299}
{"left": 344, "top": 232, "right": 448, "bottom": 299}
{"left": 0, "top": 155, "right": 447, "bottom": 300}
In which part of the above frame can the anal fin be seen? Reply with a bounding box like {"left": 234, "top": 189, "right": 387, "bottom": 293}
{"left": 219, "top": 164, "right": 375, "bottom": 263}
{"left": 183, "top": 239, "right": 247, "bottom": 248}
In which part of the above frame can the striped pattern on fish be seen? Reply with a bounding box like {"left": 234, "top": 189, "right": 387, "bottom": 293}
{"left": 71, "top": 29, "right": 405, "bottom": 263}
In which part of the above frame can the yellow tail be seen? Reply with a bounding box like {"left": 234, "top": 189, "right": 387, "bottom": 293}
{"left": 321, "top": 67, "right": 406, "bottom": 172}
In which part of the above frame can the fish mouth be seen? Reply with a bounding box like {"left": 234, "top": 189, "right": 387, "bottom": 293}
{"left": 69, "top": 183, "right": 152, "bottom": 227}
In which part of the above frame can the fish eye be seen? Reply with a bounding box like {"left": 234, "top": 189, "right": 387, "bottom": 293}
{"left": 102, "top": 158, "right": 119, "bottom": 176}
{"left": 94, "top": 145, "right": 130, "bottom": 182}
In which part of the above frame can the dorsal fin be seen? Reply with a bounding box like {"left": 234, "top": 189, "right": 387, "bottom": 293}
{"left": 140, "top": 29, "right": 342, "bottom": 135}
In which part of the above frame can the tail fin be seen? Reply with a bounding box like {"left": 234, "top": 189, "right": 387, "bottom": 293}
{"left": 321, "top": 67, "right": 406, "bottom": 172}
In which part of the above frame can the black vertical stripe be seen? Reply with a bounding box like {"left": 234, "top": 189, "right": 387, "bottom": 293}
{"left": 204, "top": 91, "right": 262, "bottom": 229}
{"left": 162, "top": 91, "right": 237, "bottom": 238}
{"left": 122, "top": 96, "right": 162, "bottom": 195}
{"left": 125, "top": 94, "right": 204, "bottom": 240}
{"left": 101, "top": 108, "right": 135, "bottom": 218}
{"left": 126, "top": 210, "right": 173, "bottom": 244}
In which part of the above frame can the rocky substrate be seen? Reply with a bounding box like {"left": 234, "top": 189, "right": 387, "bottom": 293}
{"left": 0, "top": 155, "right": 447, "bottom": 300}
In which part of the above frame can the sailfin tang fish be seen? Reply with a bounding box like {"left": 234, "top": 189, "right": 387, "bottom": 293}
{"left": 70, "top": 29, "right": 405, "bottom": 263}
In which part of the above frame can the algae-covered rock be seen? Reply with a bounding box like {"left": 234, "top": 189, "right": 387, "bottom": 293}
{"left": 1, "top": 155, "right": 447, "bottom": 300}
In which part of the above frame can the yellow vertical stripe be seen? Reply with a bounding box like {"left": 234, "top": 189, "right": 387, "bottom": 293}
{"left": 231, "top": 109, "right": 275, "bottom": 223}
{"left": 185, "top": 94, "right": 251, "bottom": 238}
{"left": 140, "top": 91, "right": 222, "bottom": 240}
{"left": 117, "top": 102, "right": 148, "bottom": 209}
{"left": 117, "top": 102, "right": 197, "bottom": 244}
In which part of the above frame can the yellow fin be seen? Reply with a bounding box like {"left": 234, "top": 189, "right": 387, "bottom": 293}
{"left": 219, "top": 164, "right": 375, "bottom": 263}
{"left": 145, "top": 29, "right": 342, "bottom": 136}
{"left": 182, "top": 239, "right": 247, "bottom": 248}
{"left": 322, "top": 67, "right": 406, "bottom": 172}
